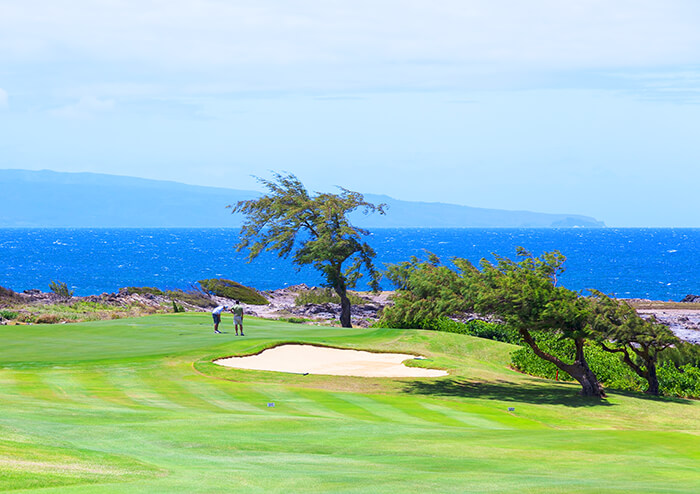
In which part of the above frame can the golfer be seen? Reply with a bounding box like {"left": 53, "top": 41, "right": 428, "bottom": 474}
{"left": 212, "top": 305, "right": 230, "bottom": 334}
{"left": 232, "top": 300, "right": 244, "bottom": 336}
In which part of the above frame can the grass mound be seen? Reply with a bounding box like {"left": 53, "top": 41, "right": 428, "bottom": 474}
{"left": 198, "top": 278, "right": 268, "bottom": 305}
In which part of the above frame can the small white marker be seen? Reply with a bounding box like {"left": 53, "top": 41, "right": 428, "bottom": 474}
{"left": 267, "top": 402, "right": 275, "bottom": 407}
{"left": 508, "top": 407, "right": 515, "bottom": 412}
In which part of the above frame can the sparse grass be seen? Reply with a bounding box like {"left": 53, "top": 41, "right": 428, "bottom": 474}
{"left": 627, "top": 299, "right": 700, "bottom": 310}
{"left": 0, "top": 315, "right": 698, "bottom": 492}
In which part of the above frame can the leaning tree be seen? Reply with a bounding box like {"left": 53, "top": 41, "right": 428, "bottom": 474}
{"left": 471, "top": 248, "right": 606, "bottom": 398}
{"left": 229, "top": 173, "right": 385, "bottom": 328}
{"left": 589, "top": 291, "right": 679, "bottom": 395}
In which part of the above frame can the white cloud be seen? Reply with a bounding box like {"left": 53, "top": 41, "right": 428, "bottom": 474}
{"left": 49, "top": 96, "right": 115, "bottom": 119}
{"left": 2, "top": 1, "right": 700, "bottom": 93}
{"left": 0, "top": 88, "right": 7, "bottom": 107}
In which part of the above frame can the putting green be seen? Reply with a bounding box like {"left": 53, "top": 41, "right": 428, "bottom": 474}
{"left": 0, "top": 313, "right": 698, "bottom": 492}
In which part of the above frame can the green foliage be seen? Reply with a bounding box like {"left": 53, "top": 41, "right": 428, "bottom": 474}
{"left": 381, "top": 254, "right": 474, "bottom": 328}
{"left": 0, "top": 309, "right": 19, "bottom": 320}
{"left": 657, "top": 361, "right": 700, "bottom": 398}
{"left": 295, "top": 287, "right": 367, "bottom": 306}
{"left": 165, "top": 289, "right": 217, "bottom": 308}
{"left": 279, "top": 316, "right": 314, "bottom": 324}
{"left": 230, "top": 173, "right": 385, "bottom": 327}
{"left": 198, "top": 278, "right": 268, "bottom": 305}
{"left": 48, "top": 280, "right": 74, "bottom": 298}
{"left": 432, "top": 318, "right": 520, "bottom": 344}
{"left": 126, "top": 286, "right": 164, "bottom": 296}
{"left": 588, "top": 290, "right": 680, "bottom": 394}
{"left": 511, "top": 333, "right": 645, "bottom": 392}
{"left": 172, "top": 301, "right": 185, "bottom": 313}
{"left": 659, "top": 342, "right": 700, "bottom": 367}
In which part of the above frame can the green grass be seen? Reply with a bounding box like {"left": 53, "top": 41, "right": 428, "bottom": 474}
{"left": 0, "top": 314, "right": 698, "bottom": 492}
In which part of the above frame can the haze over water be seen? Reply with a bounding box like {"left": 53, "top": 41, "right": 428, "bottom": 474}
{"left": 1, "top": 228, "right": 698, "bottom": 301}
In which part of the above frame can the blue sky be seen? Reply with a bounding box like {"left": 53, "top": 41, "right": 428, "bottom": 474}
{"left": 2, "top": 0, "right": 700, "bottom": 226}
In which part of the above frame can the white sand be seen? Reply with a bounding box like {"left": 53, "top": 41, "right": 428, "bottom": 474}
{"left": 214, "top": 344, "right": 448, "bottom": 378}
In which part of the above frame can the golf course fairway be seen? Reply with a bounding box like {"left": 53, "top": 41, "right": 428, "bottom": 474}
{"left": 0, "top": 313, "right": 698, "bottom": 493}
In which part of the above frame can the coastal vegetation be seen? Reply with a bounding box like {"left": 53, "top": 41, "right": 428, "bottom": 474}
{"left": 48, "top": 280, "right": 74, "bottom": 298}
{"left": 197, "top": 278, "right": 268, "bottom": 305}
{"left": 295, "top": 287, "right": 368, "bottom": 306}
{"left": 0, "top": 314, "right": 698, "bottom": 492}
{"left": 229, "top": 173, "right": 385, "bottom": 327}
{"left": 380, "top": 250, "right": 699, "bottom": 399}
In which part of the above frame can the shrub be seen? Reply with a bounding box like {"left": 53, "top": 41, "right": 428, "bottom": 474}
{"left": 432, "top": 318, "right": 520, "bottom": 344}
{"left": 172, "top": 301, "right": 185, "bottom": 313}
{"left": 0, "top": 309, "right": 18, "bottom": 320}
{"left": 657, "top": 361, "right": 700, "bottom": 398}
{"left": 35, "top": 313, "right": 62, "bottom": 324}
{"left": 49, "top": 280, "right": 74, "bottom": 298}
{"left": 280, "top": 316, "right": 313, "bottom": 324}
{"left": 165, "top": 289, "right": 217, "bottom": 308}
{"left": 295, "top": 287, "right": 367, "bottom": 306}
{"left": 198, "top": 279, "right": 268, "bottom": 305}
{"left": 126, "top": 286, "right": 164, "bottom": 296}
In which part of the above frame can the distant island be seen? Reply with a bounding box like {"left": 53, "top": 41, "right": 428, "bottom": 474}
{"left": 1, "top": 169, "right": 605, "bottom": 228}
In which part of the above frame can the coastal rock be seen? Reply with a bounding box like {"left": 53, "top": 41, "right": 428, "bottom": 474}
{"left": 681, "top": 295, "right": 700, "bottom": 303}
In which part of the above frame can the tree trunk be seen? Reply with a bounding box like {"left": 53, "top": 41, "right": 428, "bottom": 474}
{"left": 337, "top": 288, "right": 352, "bottom": 328}
{"left": 520, "top": 331, "right": 606, "bottom": 398}
{"left": 645, "top": 363, "right": 660, "bottom": 395}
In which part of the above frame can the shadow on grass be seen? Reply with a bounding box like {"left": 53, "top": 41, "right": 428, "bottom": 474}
{"left": 402, "top": 378, "right": 614, "bottom": 407}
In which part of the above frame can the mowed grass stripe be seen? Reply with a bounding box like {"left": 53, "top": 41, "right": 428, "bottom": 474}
{"left": 326, "top": 393, "right": 390, "bottom": 422}
{"left": 5, "top": 370, "right": 81, "bottom": 405}
{"left": 106, "top": 368, "right": 187, "bottom": 410}
{"left": 418, "top": 401, "right": 513, "bottom": 430}
{"left": 178, "top": 378, "right": 272, "bottom": 415}
{"left": 134, "top": 368, "right": 234, "bottom": 413}
{"left": 70, "top": 368, "right": 150, "bottom": 410}
{"left": 261, "top": 385, "right": 358, "bottom": 419}
{"left": 39, "top": 369, "right": 137, "bottom": 413}
{"left": 336, "top": 394, "right": 433, "bottom": 425}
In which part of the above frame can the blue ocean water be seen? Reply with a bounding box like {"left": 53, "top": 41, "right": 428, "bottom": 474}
{"left": 0, "top": 228, "right": 698, "bottom": 300}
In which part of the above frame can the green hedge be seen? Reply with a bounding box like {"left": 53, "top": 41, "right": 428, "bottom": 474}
{"left": 197, "top": 279, "right": 268, "bottom": 305}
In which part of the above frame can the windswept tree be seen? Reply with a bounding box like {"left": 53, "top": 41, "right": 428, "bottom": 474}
{"left": 381, "top": 253, "right": 474, "bottom": 328}
{"left": 471, "top": 248, "right": 606, "bottom": 398}
{"left": 589, "top": 291, "right": 679, "bottom": 395}
{"left": 229, "top": 173, "right": 385, "bottom": 328}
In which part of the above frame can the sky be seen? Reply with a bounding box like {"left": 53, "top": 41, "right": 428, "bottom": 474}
{"left": 2, "top": 0, "right": 700, "bottom": 227}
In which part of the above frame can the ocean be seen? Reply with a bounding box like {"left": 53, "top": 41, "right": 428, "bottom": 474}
{"left": 1, "top": 228, "right": 698, "bottom": 301}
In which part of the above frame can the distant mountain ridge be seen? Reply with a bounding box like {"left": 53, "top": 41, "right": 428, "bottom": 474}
{"left": 1, "top": 169, "right": 605, "bottom": 228}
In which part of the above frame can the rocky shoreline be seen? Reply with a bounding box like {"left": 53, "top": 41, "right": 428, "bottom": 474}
{"left": 2, "top": 285, "right": 700, "bottom": 344}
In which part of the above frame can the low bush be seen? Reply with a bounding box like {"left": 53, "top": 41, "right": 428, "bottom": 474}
{"left": 295, "top": 287, "right": 367, "bottom": 306}
{"left": 0, "top": 309, "right": 19, "bottom": 320}
{"left": 198, "top": 279, "right": 268, "bottom": 305}
{"left": 126, "top": 286, "right": 164, "bottom": 296}
{"left": 280, "top": 316, "right": 313, "bottom": 324}
{"left": 431, "top": 318, "right": 520, "bottom": 344}
{"left": 49, "top": 280, "right": 74, "bottom": 298}
{"left": 35, "top": 313, "right": 63, "bottom": 324}
{"left": 166, "top": 289, "right": 217, "bottom": 308}
{"left": 657, "top": 361, "right": 700, "bottom": 398}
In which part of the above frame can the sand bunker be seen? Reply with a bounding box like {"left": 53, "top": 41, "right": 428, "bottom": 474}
{"left": 214, "top": 344, "right": 448, "bottom": 378}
